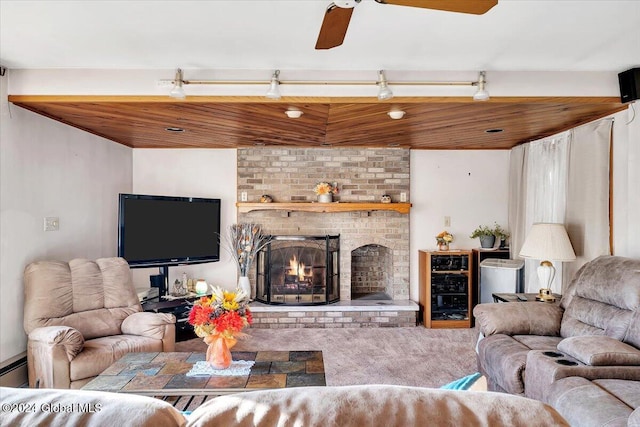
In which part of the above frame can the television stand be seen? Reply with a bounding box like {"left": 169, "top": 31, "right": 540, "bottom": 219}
{"left": 141, "top": 293, "right": 208, "bottom": 342}
{"left": 149, "top": 265, "right": 170, "bottom": 297}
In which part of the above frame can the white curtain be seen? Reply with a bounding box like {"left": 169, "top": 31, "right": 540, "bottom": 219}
{"left": 509, "top": 119, "right": 612, "bottom": 294}
{"left": 524, "top": 133, "right": 571, "bottom": 293}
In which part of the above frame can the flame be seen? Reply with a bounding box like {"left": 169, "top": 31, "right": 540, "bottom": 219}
{"left": 287, "top": 255, "right": 311, "bottom": 281}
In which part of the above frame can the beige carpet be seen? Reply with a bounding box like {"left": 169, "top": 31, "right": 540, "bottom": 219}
{"left": 176, "top": 326, "right": 479, "bottom": 389}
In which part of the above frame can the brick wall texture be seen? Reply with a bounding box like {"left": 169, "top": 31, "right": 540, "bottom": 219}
{"left": 237, "top": 148, "right": 410, "bottom": 300}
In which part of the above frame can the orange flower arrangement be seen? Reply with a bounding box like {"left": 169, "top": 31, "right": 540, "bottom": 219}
{"left": 188, "top": 286, "right": 252, "bottom": 341}
{"left": 314, "top": 182, "right": 339, "bottom": 195}
{"left": 436, "top": 230, "right": 454, "bottom": 245}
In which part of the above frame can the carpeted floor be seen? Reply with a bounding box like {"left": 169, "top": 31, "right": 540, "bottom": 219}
{"left": 176, "top": 327, "right": 479, "bottom": 389}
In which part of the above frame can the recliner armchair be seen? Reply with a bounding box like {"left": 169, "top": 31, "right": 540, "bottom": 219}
{"left": 23, "top": 257, "right": 176, "bottom": 389}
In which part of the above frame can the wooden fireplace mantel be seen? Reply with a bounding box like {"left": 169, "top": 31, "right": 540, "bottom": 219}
{"left": 236, "top": 202, "right": 412, "bottom": 214}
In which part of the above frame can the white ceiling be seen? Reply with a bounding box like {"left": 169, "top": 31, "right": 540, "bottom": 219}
{"left": 1, "top": 0, "right": 639, "bottom": 73}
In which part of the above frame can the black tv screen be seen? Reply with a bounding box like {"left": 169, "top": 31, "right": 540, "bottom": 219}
{"left": 118, "top": 193, "right": 221, "bottom": 267}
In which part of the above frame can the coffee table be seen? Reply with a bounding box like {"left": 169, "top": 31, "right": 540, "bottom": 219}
{"left": 82, "top": 351, "right": 325, "bottom": 399}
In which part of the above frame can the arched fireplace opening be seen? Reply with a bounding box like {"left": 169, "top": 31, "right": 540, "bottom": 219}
{"left": 351, "top": 244, "right": 393, "bottom": 300}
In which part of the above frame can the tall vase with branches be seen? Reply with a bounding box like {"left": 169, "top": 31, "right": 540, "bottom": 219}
{"left": 221, "top": 223, "right": 271, "bottom": 297}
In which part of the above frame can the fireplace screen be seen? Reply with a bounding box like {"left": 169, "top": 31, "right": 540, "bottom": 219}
{"left": 256, "top": 235, "right": 339, "bottom": 305}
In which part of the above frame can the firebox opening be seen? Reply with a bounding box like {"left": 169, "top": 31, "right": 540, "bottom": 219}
{"left": 351, "top": 244, "right": 393, "bottom": 300}
{"left": 256, "top": 235, "right": 340, "bottom": 305}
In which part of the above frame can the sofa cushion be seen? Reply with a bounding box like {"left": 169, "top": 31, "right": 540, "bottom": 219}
{"left": 560, "top": 256, "right": 640, "bottom": 340}
{"left": 558, "top": 336, "right": 640, "bottom": 366}
{"left": 625, "top": 311, "right": 640, "bottom": 349}
{"left": 24, "top": 258, "right": 142, "bottom": 339}
{"left": 70, "top": 335, "right": 162, "bottom": 382}
{"left": 594, "top": 379, "right": 640, "bottom": 409}
{"left": 561, "top": 297, "right": 634, "bottom": 340}
{"left": 478, "top": 334, "right": 562, "bottom": 395}
{"left": 512, "top": 335, "right": 563, "bottom": 351}
{"left": 547, "top": 377, "right": 640, "bottom": 427}
{"left": 186, "top": 385, "right": 569, "bottom": 427}
{"left": 0, "top": 386, "right": 186, "bottom": 427}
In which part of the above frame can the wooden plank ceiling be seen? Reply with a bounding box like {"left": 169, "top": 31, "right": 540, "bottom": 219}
{"left": 8, "top": 96, "right": 626, "bottom": 149}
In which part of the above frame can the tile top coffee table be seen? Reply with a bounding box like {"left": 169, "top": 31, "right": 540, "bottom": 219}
{"left": 82, "top": 351, "right": 325, "bottom": 397}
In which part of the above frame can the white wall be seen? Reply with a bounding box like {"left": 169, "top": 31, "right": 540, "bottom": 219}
{"left": 132, "top": 149, "right": 238, "bottom": 291}
{"left": 409, "top": 150, "right": 511, "bottom": 301}
{"left": 612, "top": 103, "right": 640, "bottom": 258}
{"left": 0, "top": 71, "right": 132, "bottom": 362}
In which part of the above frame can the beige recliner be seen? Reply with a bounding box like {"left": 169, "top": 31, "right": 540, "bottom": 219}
{"left": 23, "top": 257, "right": 176, "bottom": 389}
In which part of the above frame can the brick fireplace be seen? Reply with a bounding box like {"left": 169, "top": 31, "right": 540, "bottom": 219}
{"left": 238, "top": 148, "right": 410, "bottom": 302}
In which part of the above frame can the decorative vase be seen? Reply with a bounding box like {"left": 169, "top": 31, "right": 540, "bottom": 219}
{"left": 438, "top": 243, "right": 449, "bottom": 251}
{"left": 205, "top": 335, "right": 235, "bottom": 369}
{"left": 317, "top": 193, "right": 333, "bottom": 203}
{"left": 238, "top": 276, "right": 251, "bottom": 298}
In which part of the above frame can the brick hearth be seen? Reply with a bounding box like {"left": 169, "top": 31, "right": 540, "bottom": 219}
{"left": 249, "top": 300, "right": 417, "bottom": 328}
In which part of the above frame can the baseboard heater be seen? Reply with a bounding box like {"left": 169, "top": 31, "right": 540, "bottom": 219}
{"left": 0, "top": 353, "right": 28, "bottom": 387}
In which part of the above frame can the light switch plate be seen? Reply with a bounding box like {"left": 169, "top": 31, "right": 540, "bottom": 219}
{"left": 44, "top": 217, "right": 59, "bottom": 231}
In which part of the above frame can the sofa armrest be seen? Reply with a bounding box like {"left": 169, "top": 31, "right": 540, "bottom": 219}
{"left": 28, "top": 326, "right": 84, "bottom": 362}
{"left": 524, "top": 350, "right": 640, "bottom": 402}
{"left": 121, "top": 312, "right": 176, "bottom": 340}
{"left": 473, "top": 302, "right": 563, "bottom": 337}
{"left": 557, "top": 336, "right": 640, "bottom": 366}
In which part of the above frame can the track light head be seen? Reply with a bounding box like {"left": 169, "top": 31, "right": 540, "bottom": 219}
{"left": 169, "top": 68, "right": 186, "bottom": 99}
{"left": 265, "top": 70, "right": 282, "bottom": 99}
{"left": 473, "top": 71, "right": 490, "bottom": 101}
{"left": 377, "top": 70, "right": 394, "bottom": 101}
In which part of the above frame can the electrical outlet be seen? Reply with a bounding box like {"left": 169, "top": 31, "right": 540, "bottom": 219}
{"left": 400, "top": 192, "right": 407, "bottom": 202}
{"left": 444, "top": 216, "right": 451, "bottom": 227}
{"left": 156, "top": 80, "right": 173, "bottom": 87}
{"left": 240, "top": 192, "right": 248, "bottom": 202}
{"left": 44, "top": 217, "right": 59, "bottom": 231}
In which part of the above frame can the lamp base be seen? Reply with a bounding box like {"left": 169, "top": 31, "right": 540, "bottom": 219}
{"left": 535, "top": 288, "right": 556, "bottom": 303}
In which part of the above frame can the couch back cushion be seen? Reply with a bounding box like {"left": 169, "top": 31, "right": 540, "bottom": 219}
{"left": 24, "top": 257, "right": 141, "bottom": 339}
{"left": 560, "top": 256, "right": 640, "bottom": 345}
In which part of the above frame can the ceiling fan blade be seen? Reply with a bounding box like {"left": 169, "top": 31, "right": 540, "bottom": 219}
{"left": 375, "top": 0, "right": 497, "bottom": 15}
{"left": 315, "top": 4, "right": 355, "bottom": 50}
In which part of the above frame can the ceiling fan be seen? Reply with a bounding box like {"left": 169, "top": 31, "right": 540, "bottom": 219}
{"left": 315, "top": 0, "right": 498, "bottom": 49}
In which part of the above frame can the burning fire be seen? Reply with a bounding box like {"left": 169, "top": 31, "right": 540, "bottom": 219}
{"left": 287, "top": 255, "right": 312, "bottom": 282}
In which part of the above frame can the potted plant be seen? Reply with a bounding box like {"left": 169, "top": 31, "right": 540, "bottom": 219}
{"left": 470, "top": 224, "right": 497, "bottom": 248}
{"left": 493, "top": 223, "right": 510, "bottom": 248}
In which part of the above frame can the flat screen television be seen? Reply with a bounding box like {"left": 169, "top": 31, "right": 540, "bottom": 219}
{"left": 117, "top": 193, "right": 221, "bottom": 268}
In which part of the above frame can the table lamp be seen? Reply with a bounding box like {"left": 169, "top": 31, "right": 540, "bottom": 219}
{"left": 195, "top": 279, "right": 209, "bottom": 295}
{"left": 519, "top": 223, "right": 576, "bottom": 302}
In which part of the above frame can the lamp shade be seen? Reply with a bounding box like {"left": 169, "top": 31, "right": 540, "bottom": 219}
{"left": 519, "top": 223, "right": 576, "bottom": 261}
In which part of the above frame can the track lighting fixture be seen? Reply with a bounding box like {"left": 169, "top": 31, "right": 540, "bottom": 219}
{"left": 377, "top": 70, "right": 394, "bottom": 101}
{"left": 161, "top": 69, "right": 489, "bottom": 101}
{"left": 473, "top": 71, "right": 490, "bottom": 101}
{"left": 169, "top": 68, "right": 186, "bottom": 99}
{"left": 265, "top": 70, "right": 281, "bottom": 99}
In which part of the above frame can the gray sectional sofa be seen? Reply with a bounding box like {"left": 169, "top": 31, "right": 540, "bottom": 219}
{"left": 474, "top": 255, "right": 640, "bottom": 426}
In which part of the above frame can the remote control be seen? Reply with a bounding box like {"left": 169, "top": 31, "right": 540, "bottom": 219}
{"left": 516, "top": 294, "right": 528, "bottom": 301}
